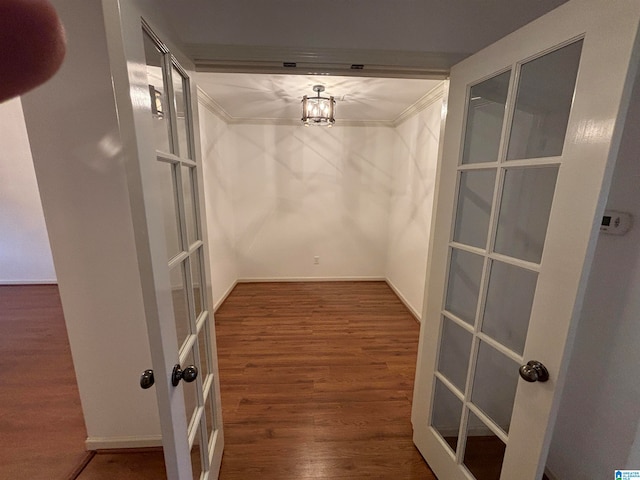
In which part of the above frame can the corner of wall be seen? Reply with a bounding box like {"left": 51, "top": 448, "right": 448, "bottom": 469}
{"left": 384, "top": 92, "right": 444, "bottom": 318}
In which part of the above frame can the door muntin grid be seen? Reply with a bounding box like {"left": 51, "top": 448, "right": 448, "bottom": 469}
{"left": 143, "top": 24, "right": 217, "bottom": 478}
{"left": 430, "top": 38, "right": 583, "bottom": 474}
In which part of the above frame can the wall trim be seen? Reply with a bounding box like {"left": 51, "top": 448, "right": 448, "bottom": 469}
{"left": 196, "top": 80, "right": 444, "bottom": 128}
{"left": 393, "top": 82, "right": 445, "bottom": 127}
{"left": 214, "top": 279, "right": 238, "bottom": 312}
{"left": 385, "top": 278, "right": 421, "bottom": 322}
{"left": 237, "top": 276, "right": 386, "bottom": 283}
{"left": 231, "top": 278, "right": 422, "bottom": 324}
{"left": 0, "top": 279, "right": 58, "bottom": 285}
{"left": 197, "top": 86, "right": 233, "bottom": 124}
{"left": 85, "top": 435, "right": 163, "bottom": 451}
{"left": 195, "top": 91, "right": 396, "bottom": 128}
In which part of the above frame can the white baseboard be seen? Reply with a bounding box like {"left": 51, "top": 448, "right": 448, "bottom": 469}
{"left": 85, "top": 435, "right": 163, "bottom": 450}
{"left": 232, "top": 276, "right": 422, "bottom": 324}
{"left": 214, "top": 279, "right": 238, "bottom": 312}
{"left": 385, "top": 278, "right": 421, "bottom": 322}
{"left": 0, "top": 279, "right": 58, "bottom": 285}
{"left": 237, "top": 276, "right": 386, "bottom": 283}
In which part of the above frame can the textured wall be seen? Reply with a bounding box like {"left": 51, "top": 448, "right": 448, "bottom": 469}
{"left": 198, "top": 104, "right": 239, "bottom": 307}
{"left": 229, "top": 123, "right": 395, "bottom": 280}
{"left": 386, "top": 97, "right": 443, "bottom": 317}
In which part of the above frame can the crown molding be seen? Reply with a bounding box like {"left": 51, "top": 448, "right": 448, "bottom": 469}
{"left": 197, "top": 88, "right": 395, "bottom": 127}
{"left": 197, "top": 81, "right": 445, "bottom": 128}
{"left": 392, "top": 82, "right": 446, "bottom": 127}
{"left": 196, "top": 86, "right": 233, "bottom": 123}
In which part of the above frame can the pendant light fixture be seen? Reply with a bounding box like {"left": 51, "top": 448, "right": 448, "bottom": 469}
{"left": 301, "top": 85, "right": 335, "bottom": 127}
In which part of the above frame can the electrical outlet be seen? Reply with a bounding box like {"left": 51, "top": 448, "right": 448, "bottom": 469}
{"left": 314, "top": 256, "right": 320, "bottom": 265}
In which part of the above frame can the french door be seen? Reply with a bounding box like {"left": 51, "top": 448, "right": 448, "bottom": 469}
{"left": 412, "top": 1, "right": 640, "bottom": 479}
{"left": 103, "top": 2, "right": 224, "bottom": 478}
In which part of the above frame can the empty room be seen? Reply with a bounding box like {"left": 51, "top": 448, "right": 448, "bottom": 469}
{"left": 2, "top": 1, "right": 640, "bottom": 479}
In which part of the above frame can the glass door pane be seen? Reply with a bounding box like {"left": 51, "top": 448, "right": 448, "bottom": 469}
{"left": 507, "top": 41, "right": 583, "bottom": 160}
{"left": 155, "top": 161, "right": 181, "bottom": 260}
{"left": 170, "top": 262, "right": 190, "bottom": 351}
{"left": 482, "top": 260, "right": 538, "bottom": 355}
{"left": 453, "top": 170, "right": 497, "bottom": 249}
{"left": 470, "top": 341, "right": 519, "bottom": 434}
{"left": 431, "top": 379, "right": 464, "bottom": 454}
{"left": 445, "top": 248, "right": 484, "bottom": 326}
{"left": 463, "top": 410, "right": 506, "bottom": 480}
{"left": 172, "top": 65, "right": 192, "bottom": 159}
{"left": 182, "top": 166, "right": 199, "bottom": 246}
{"left": 437, "top": 317, "right": 473, "bottom": 392}
{"left": 142, "top": 32, "right": 171, "bottom": 154}
{"left": 462, "top": 71, "right": 511, "bottom": 165}
{"left": 494, "top": 166, "right": 559, "bottom": 264}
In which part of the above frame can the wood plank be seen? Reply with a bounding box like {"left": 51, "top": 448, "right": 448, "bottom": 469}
{"left": 214, "top": 281, "right": 436, "bottom": 479}
{"left": 76, "top": 281, "right": 437, "bottom": 479}
{"left": 0, "top": 285, "right": 88, "bottom": 480}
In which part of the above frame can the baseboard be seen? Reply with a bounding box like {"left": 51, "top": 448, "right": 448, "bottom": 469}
{"left": 214, "top": 279, "right": 238, "bottom": 312}
{"left": 0, "top": 279, "right": 58, "bottom": 285}
{"left": 237, "top": 276, "right": 386, "bottom": 283}
{"left": 544, "top": 466, "right": 560, "bottom": 480}
{"left": 385, "top": 278, "right": 421, "bottom": 322}
{"left": 85, "top": 435, "right": 162, "bottom": 450}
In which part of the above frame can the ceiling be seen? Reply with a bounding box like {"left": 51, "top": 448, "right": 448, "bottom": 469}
{"left": 155, "top": 0, "right": 569, "bottom": 124}
{"left": 195, "top": 73, "right": 442, "bottom": 124}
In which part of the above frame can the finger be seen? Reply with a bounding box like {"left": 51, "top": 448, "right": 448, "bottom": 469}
{"left": 0, "top": 0, "right": 66, "bottom": 103}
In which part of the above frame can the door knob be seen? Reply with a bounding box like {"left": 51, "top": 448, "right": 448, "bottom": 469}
{"left": 519, "top": 360, "right": 549, "bottom": 383}
{"left": 140, "top": 369, "right": 155, "bottom": 389}
{"left": 171, "top": 364, "right": 198, "bottom": 386}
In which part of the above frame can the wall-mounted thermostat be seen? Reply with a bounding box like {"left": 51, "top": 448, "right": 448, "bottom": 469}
{"left": 600, "top": 210, "right": 632, "bottom": 235}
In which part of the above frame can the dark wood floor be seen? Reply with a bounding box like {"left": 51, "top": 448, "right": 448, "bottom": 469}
{"left": 77, "top": 281, "right": 435, "bottom": 479}
{"left": 0, "top": 285, "right": 88, "bottom": 480}
{"left": 2, "top": 282, "right": 549, "bottom": 479}
{"left": 215, "top": 281, "right": 434, "bottom": 479}
{"left": 1, "top": 282, "right": 432, "bottom": 479}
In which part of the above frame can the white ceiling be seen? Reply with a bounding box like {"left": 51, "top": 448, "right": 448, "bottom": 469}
{"left": 158, "top": 0, "right": 568, "bottom": 70}
{"left": 156, "top": 0, "right": 569, "bottom": 124}
{"left": 195, "top": 73, "right": 442, "bottom": 124}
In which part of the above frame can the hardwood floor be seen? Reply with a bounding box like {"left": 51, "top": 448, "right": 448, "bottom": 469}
{"left": 2, "top": 282, "right": 550, "bottom": 479}
{"left": 76, "top": 281, "right": 434, "bottom": 479}
{"left": 1, "top": 281, "right": 435, "bottom": 478}
{"left": 0, "top": 285, "right": 88, "bottom": 480}
{"left": 214, "top": 281, "right": 434, "bottom": 479}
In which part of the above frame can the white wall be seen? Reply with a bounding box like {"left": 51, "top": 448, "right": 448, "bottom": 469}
{"left": 0, "top": 98, "right": 55, "bottom": 284}
{"left": 229, "top": 123, "right": 395, "bottom": 280}
{"left": 21, "top": 0, "right": 160, "bottom": 448}
{"left": 198, "top": 100, "right": 239, "bottom": 307}
{"left": 386, "top": 95, "right": 443, "bottom": 317}
{"left": 547, "top": 72, "right": 640, "bottom": 478}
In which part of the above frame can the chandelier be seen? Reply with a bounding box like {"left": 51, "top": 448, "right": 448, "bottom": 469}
{"left": 301, "top": 85, "right": 335, "bottom": 127}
